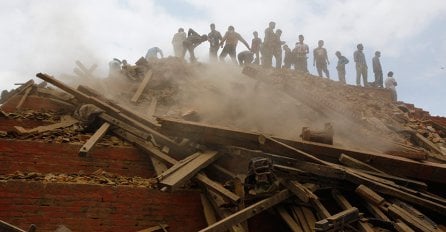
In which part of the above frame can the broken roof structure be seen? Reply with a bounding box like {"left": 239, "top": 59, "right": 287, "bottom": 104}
{"left": 1, "top": 58, "right": 445, "bottom": 232}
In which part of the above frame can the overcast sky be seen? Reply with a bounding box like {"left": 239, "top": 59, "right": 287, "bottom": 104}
{"left": 1, "top": 0, "right": 445, "bottom": 115}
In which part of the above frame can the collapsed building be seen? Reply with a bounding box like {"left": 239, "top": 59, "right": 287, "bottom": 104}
{"left": 0, "top": 57, "right": 445, "bottom": 232}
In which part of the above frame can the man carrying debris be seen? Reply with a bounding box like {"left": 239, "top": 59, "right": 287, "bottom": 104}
{"left": 251, "top": 31, "right": 262, "bottom": 65}
{"left": 171, "top": 28, "right": 186, "bottom": 58}
{"left": 353, "top": 43, "right": 368, "bottom": 87}
{"left": 313, "top": 40, "right": 330, "bottom": 78}
{"left": 262, "top": 21, "right": 276, "bottom": 68}
{"left": 219, "top": 25, "right": 250, "bottom": 64}
{"left": 293, "top": 34, "right": 309, "bottom": 73}
{"left": 237, "top": 50, "right": 254, "bottom": 66}
{"left": 208, "top": 23, "right": 223, "bottom": 62}
{"left": 145, "top": 47, "right": 164, "bottom": 60}
{"left": 335, "top": 51, "right": 349, "bottom": 84}
{"left": 372, "top": 51, "right": 383, "bottom": 88}
{"left": 385, "top": 71, "right": 398, "bottom": 102}
{"left": 182, "top": 28, "right": 208, "bottom": 63}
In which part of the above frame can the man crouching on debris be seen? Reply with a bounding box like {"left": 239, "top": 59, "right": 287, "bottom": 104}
{"left": 182, "top": 28, "right": 208, "bottom": 63}
{"left": 219, "top": 25, "right": 251, "bottom": 64}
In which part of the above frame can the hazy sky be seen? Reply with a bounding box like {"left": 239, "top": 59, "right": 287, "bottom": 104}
{"left": 1, "top": 0, "right": 445, "bottom": 115}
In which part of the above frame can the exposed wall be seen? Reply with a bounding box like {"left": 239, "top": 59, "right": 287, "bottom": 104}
{"left": 0, "top": 181, "right": 206, "bottom": 232}
{"left": 0, "top": 139, "right": 155, "bottom": 178}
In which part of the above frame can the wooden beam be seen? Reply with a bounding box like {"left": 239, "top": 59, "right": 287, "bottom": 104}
{"left": 159, "top": 151, "right": 220, "bottom": 191}
{"left": 0, "top": 220, "right": 27, "bottom": 232}
{"left": 291, "top": 206, "right": 311, "bottom": 232}
{"left": 195, "top": 173, "right": 240, "bottom": 204}
{"left": 331, "top": 190, "right": 374, "bottom": 232}
{"left": 14, "top": 115, "right": 78, "bottom": 134}
{"left": 201, "top": 193, "right": 218, "bottom": 226}
{"left": 280, "top": 180, "right": 315, "bottom": 203}
{"left": 315, "top": 207, "right": 359, "bottom": 231}
{"left": 157, "top": 117, "right": 446, "bottom": 184}
{"left": 339, "top": 153, "right": 385, "bottom": 173}
{"left": 79, "top": 122, "right": 110, "bottom": 156}
{"left": 205, "top": 190, "right": 246, "bottom": 232}
{"left": 277, "top": 206, "right": 303, "bottom": 232}
{"left": 198, "top": 189, "right": 291, "bottom": 232}
{"left": 15, "top": 86, "right": 32, "bottom": 110}
{"left": 0, "top": 80, "right": 34, "bottom": 105}
{"left": 150, "top": 156, "right": 168, "bottom": 176}
{"left": 131, "top": 70, "right": 153, "bottom": 103}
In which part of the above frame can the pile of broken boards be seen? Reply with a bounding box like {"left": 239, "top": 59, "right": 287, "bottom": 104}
{"left": 8, "top": 71, "right": 440, "bottom": 232}
{"left": 1, "top": 63, "right": 446, "bottom": 232}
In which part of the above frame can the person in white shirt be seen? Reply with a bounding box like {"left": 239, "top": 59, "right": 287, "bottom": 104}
{"left": 384, "top": 71, "right": 398, "bottom": 102}
{"left": 172, "top": 28, "right": 186, "bottom": 58}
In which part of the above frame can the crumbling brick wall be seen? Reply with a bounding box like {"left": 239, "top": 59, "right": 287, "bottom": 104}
{"left": 0, "top": 140, "right": 155, "bottom": 178}
{"left": 0, "top": 181, "right": 206, "bottom": 232}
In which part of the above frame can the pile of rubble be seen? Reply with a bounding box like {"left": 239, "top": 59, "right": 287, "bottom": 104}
{"left": 1, "top": 58, "right": 446, "bottom": 232}
{"left": 0, "top": 170, "right": 156, "bottom": 188}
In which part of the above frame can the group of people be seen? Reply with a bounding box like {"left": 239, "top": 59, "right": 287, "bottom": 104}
{"left": 109, "top": 21, "right": 399, "bottom": 102}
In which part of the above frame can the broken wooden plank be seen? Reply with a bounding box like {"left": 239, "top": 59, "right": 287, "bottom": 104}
{"left": 159, "top": 151, "right": 220, "bottom": 191}
{"left": 310, "top": 197, "right": 331, "bottom": 220}
{"left": 131, "top": 70, "right": 153, "bottom": 103}
{"left": 315, "top": 207, "right": 359, "bottom": 231}
{"left": 150, "top": 156, "right": 168, "bottom": 176}
{"left": 205, "top": 189, "right": 246, "bottom": 232}
{"left": 79, "top": 122, "right": 110, "bottom": 156}
{"left": 331, "top": 190, "right": 374, "bottom": 232}
{"left": 339, "top": 153, "right": 385, "bottom": 173}
{"left": 277, "top": 206, "right": 303, "bottom": 232}
{"left": 300, "top": 207, "right": 316, "bottom": 232}
{"left": 136, "top": 224, "right": 169, "bottom": 232}
{"left": 292, "top": 206, "right": 311, "bottom": 232}
{"left": 0, "top": 220, "right": 28, "bottom": 232}
{"left": 14, "top": 115, "right": 78, "bottom": 134}
{"left": 198, "top": 189, "right": 291, "bottom": 232}
{"left": 280, "top": 180, "right": 314, "bottom": 203}
{"left": 201, "top": 193, "right": 218, "bottom": 226}
{"left": 0, "top": 80, "right": 34, "bottom": 105}
{"left": 195, "top": 173, "right": 240, "bottom": 204}
{"left": 15, "top": 86, "right": 32, "bottom": 110}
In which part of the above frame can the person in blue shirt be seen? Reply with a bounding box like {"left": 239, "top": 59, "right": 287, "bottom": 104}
{"left": 145, "top": 47, "right": 164, "bottom": 60}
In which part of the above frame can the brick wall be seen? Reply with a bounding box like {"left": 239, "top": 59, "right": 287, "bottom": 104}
{"left": 0, "top": 181, "right": 206, "bottom": 232}
{"left": 0, "top": 139, "right": 155, "bottom": 178}
{"left": 1, "top": 95, "right": 75, "bottom": 113}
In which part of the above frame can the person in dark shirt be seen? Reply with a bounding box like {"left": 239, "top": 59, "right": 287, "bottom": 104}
{"left": 262, "top": 21, "right": 276, "bottom": 68}
{"left": 208, "top": 23, "right": 222, "bottom": 62}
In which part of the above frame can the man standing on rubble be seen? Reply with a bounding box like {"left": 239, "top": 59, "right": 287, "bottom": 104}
{"left": 283, "top": 44, "right": 294, "bottom": 69}
{"left": 219, "top": 26, "right": 250, "bottom": 64}
{"left": 108, "top": 58, "right": 122, "bottom": 78}
{"left": 172, "top": 28, "right": 186, "bottom": 58}
{"left": 313, "top": 40, "right": 330, "bottom": 78}
{"left": 182, "top": 29, "right": 208, "bottom": 63}
{"left": 272, "top": 29, "right": 285, "bottom": 69}
{"left": 372, "top": 51, "right": 383, "bottom": 88}
{"left": 293, "top": 34, "right": 309, "bottom": 72}
{"left": 145, "top": 47, "right": 164, "bottom": 60}
{"left": 251, "top": 31, "right": 262, "bottom": 65}
{"left": 385, "top": 71, "right": 398, "bottom": 102}
{"left": 262, "top": 21, "right": 276, "bottom": 68}
{"left": 208, "top": 23, "right": 223, "bottom": 62}
{"left": 335, "top": 51, "right": 349, "bottom": 84}
{"left": 353, "top": 43, "right": 368, "bottom": 87}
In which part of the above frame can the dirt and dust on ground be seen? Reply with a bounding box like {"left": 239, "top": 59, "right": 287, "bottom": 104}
{"left": 23, "top": 56, "right": 445, "bottom": 156}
